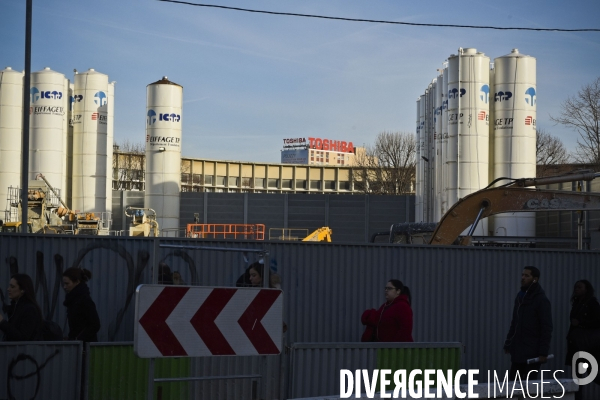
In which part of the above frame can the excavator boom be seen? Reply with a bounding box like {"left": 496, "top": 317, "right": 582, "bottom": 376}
{"left": 429, "top": 187, "right": 600, "bottom": 245}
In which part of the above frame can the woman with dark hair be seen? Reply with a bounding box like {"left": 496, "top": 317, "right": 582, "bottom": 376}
{"left": 565, "top": 280, "right": 600, "bottom": 397}
{"left": 236, "top": 262, "right": 281, "bottom": 289}
{"left": 0, "top": 274, "right": 44, "bottom": 341}
{"left": 361, "top": 279, "right": 413, "bottom": 342}
{"left": 62, "top": 267, "right": 101, "bottom": 342}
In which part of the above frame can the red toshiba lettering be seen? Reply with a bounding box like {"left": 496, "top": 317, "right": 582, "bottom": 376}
{"left": 348, "top": 142, "right": 354, "bottom": 153}
{"left": 308, "top": 137, "right": 316, "bottom": 149}
{"left": 323, "top": 139, "right": 329, "bottom": 151}
{"left": 329, "top": 140, "right": 338, "bottom": 151}
{"left": 341, "top": 141, "right": 347, "bottom": 152}
{"left": 315, "top": 138, "right": 323, "bottom": 150}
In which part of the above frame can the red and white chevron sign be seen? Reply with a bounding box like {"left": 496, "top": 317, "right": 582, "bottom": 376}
{"left": 134, "top": 285, "right": 283, "bottom": 358}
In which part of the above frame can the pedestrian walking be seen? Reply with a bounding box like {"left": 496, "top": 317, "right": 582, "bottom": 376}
{"left": 361, "top": 279, "right": 413, "bottom": 342}
{"left": 62, "top": 267, "right": 101, "bottom": 342}
{"left": 0, "top": 274, "right": 44, "bottom": 341}
{"left": 503, "top": 266, "right": 553, "bottom": 381}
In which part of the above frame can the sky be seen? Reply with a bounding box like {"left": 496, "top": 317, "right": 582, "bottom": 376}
{"left": 1, "top": 0, "right": 599, "bottom": 164}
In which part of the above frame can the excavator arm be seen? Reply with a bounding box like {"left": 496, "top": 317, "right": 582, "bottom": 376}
{"left": 429, "top": 187, "right": 600, "bottom": 245}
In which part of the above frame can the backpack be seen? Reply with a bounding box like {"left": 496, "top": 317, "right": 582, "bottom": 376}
{"left": 43, "top": 320, "right": 63, "bottom": 341}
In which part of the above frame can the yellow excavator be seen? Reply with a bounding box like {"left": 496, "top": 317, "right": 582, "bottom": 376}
{"left": 302, "top": 227, "right": 333, "bottom": 242}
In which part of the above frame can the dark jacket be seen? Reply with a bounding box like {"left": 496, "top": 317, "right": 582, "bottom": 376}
{"left": 504, "top": 283, "right": 553, "bottom": 363}
{"left": 64, "top": 282, "right": 101, "bottom": 342}
{"left": 0, "top": 298, "right": 44, "bottom": 341}
{"left": 565, "top": 296, "right": 600, "bottom": 365}
{"left": 362, "top": 294, "right": 413, "bottom": 342}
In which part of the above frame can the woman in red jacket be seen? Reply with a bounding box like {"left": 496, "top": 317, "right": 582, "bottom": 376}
{"left": 361, "top": 279, "right": 413, "bottom": 342}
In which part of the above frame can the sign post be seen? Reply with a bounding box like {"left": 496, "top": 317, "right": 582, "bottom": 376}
{"left": 134, "top": 285, "right": 284, "bottom": 399}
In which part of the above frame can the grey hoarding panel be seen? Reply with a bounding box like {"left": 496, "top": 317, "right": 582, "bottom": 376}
{"left": 0, "top": 341, "right": 82, "bottom": 400}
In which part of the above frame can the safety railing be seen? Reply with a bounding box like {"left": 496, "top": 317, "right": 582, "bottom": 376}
{"left": 269, "top": 228, "right": 309, "bottom": 241}
{"left": 186, "top": 223, "right": 266, "bottom": 240}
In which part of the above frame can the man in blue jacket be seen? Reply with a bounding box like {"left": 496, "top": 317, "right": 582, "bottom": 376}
{"left": 504, "top": 266, "right": 553, "bottom": 381}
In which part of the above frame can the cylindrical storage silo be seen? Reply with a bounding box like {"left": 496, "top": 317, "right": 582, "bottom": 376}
{"left": 447, "top": 49, "right": 490, "bottom": 235}
{"left": 441, "top": 66, "right": 449, "bottom": 216}
{"left": 145, "top": 77, "right": 182, "bottom": 235}
{"left": 446, "top": 53, "right": 460, "bottom": 209}
{"left": 427, "top": 81, "right": 436, "bottom": 223}
{"left": 106, "top": 81, "right": 115, "bottom": 218}
{"left": 434, "top": 73, "right": 443, "bottom": 222}
{"left": 29, "top": 67, "right": 66, "bottom": 197}
{"left": 415, "top": 98, "right": 422, "bottom": 222}
{"left": 492, "top": 49, "right": 536, "bottom": 237}
{"left": 0, "top": 67, "right": 23, "bottom": 215}
{"left": 419, "top": 93, "right": 426, "bottom": 222}
{"left": 72, "top": 68, "right": 109, "bottom": 213}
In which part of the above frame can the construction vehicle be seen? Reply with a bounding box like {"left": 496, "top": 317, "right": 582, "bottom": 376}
{"left": 3, "top": 174, "right": 109, "bottom": 235}
{"left": 125, "top": 207, "right": 159, "bottom": 237}
{"left": 302, "top": 227, "right": 332, "bottom": 242}
{"left": 425, "top": 171, "right": 600, "bottom": 246}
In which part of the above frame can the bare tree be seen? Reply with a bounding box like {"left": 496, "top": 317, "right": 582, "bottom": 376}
{"left": 536, "top": 129, "right": 570, "bottom": 177}
{"left": 352, "top": 131, "right": 416, "bottom": 194}
{"left": 551, "top": 77, "right": 600, "bottom": 168}
{"left": 113, "top": 140, "right": 145, "bottom": 190}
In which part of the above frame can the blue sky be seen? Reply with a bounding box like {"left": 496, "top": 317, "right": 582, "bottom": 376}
{"left": 2, "top": 0, "right": 599, "bottom": 163}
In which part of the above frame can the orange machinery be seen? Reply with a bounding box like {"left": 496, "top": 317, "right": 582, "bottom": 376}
{"left": 186, "top": 223, "right": 266, "bottom": 240}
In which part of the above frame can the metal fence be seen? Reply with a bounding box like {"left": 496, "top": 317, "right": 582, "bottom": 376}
{"left": 0, "top": 341, "right": 83, "bottom": 400}
{"left": 1, "top": 235, "right": 600, "bottom": 398}
{"left": 287, "top": 342, "right": 462, "bottom": 399}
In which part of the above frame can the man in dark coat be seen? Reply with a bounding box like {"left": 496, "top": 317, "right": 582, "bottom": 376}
{"left": 504, "top": 266, "right": 553, "bottom": 381}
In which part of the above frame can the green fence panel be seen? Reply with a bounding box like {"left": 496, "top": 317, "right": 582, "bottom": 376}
{"left": 88, "top": 343, "right": 190, "bottom": 400}
{"left": 376, "top": 345, "right": 462, "bottom": 393}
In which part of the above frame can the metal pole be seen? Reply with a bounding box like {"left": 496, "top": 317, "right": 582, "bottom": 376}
{"left": 147, "top": 358, "right": 155, "bottom": 400}
{"left": 20, "top": 0, "right": 33, "bottom": 232}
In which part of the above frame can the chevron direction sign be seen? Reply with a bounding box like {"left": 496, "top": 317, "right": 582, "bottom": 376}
{"left": 134, "top": 285, "right": 283, "bottom": 358}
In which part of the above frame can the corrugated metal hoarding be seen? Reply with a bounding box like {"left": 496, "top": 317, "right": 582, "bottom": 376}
{"left": 0, "top": 341, "right": 82, "bottom": 400}
{"left": 1, "top": 235, "right": 599, "bottom": 398}
{"left": 287, "top": 342, "right": 462, "bottom": 399}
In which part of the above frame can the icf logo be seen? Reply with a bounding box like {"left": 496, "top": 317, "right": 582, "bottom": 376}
{"left": 41, "top": 90, "right": 62, "bottom": 100}
{"left": 480, "top": 84, "right": 490, "bottom": 103}
{"left": 525, "top": 87, "right": 536, "bottom": 106}
{"left": 160, "top": 113, "right": 181, "bottom": 122}
{"left": 147, "top": 110, "right": 157, "bottom": 125}
{"left": 94, "top": 91, "right": 108, "bottom": 106}
{"left": 448, "top": 88, "right": 466, "bottom": 99}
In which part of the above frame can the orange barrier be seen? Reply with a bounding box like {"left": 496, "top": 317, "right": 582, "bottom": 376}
{"left": 186, "top": 224, "right": 266, "bottom": 240}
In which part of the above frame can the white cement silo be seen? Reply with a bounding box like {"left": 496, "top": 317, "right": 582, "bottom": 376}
{"left": 492, "top": 49, "right": 537, "bottom": 237}
{"left": 145, "top": 77, "right": 182, "bottom": 235}
{"left": 29, "top": 67, "right": 66, "bottom": 196}
{"left": 441, "top": 66, "right": 448, "bottom": 216}
{"left": 447, "top": 49, "right": 490, "bottom": 235}
{"left": 419, "top": 93, "right": 426, "bottom": 222}
{"left": 427, "top": 81, "right": 436, "bottom": 222}
{"left": 72, "top": 68, "right": 109, "bottom": 213}
{"left": 0, "top": 67, "right": 23, "bottom": 214}
{"left": 415, "top": 97, "right": 422, "bottom": 222}
{"left": 434, "top": 73, "right": 443, "bottom": 222}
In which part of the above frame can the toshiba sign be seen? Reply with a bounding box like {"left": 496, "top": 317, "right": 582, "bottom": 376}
{"left": 282, "top": 137, "right": 354, "bottom": 153}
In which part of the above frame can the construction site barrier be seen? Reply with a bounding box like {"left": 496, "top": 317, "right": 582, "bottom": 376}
{"left": 287, "top": 342, "right": 463, "bottom": 399}
{"left": 0, "top": 341, "right": 83, "bottom": 400}
{"left": 87, "top": 342, "right": 190, "bottom": 400}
